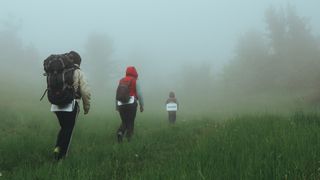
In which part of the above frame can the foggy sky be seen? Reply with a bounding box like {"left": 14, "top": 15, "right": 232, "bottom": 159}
{"left": 1, "top": 0, "right": 320, "bottom": 70}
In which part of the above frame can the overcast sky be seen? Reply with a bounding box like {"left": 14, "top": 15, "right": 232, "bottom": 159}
{"left": 1, "top": 0, "right": 319, "bottom": 70}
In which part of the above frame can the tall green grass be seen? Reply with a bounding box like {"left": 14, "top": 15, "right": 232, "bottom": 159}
{"left": 1, "top": 110, "right": 320, "bottom": 179}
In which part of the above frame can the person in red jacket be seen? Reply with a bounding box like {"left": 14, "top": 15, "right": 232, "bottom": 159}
{"left": 116, "top": 66, "right": 144, "bottom": 142}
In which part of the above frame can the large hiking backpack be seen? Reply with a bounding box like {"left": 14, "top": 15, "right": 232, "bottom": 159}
{"left": 42, "top": 54, "right": 78, "bottom": 105}
{"left": 116, "top": 78, "right": 134, "bottom": 103}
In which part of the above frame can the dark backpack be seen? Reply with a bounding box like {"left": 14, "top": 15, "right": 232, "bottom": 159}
{"left": 116, "top": 78, "right": 133, "bottom": 103}
{"left": 42, "top": 54, "right": 78, "bottom": 105}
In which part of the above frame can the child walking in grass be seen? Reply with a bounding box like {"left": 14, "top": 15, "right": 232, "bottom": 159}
{"left": 166, "top": 92, "right": 178, "bottom": 124}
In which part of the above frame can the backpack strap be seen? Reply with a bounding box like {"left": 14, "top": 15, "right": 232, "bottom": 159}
{"left": 40, "top": 89, "right": 48, "bottom": 101}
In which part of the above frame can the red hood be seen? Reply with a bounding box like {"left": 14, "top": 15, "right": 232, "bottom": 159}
{"left": 126, "top": 66, "right": 138, "bottom": 79}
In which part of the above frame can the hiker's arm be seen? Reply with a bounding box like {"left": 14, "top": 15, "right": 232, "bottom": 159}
{"left": 176, "top": 99, "right": 179, "bottom": 110}
{"left": 136, "top": 81, "right": 144, "bottom": 112}
{"left": 166, "top": 99, "right": 169, "bottom": 105}
{"left": 78, "top": 70, "right": 91, "bottom": 114}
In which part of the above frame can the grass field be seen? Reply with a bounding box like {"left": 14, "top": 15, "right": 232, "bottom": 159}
{"left": 1, "top": 108, "right": 320, "bottom": 179}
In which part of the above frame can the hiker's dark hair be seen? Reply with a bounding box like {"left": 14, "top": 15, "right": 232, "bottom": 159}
{"left": 68, "top": 51, "right": 81, "bottom": 65}
{"left": 169, "top": 91, "right": 175, "bottom": 98}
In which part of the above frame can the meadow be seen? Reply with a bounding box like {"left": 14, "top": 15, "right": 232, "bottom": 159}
{"left": 1, "top": 2, "right": 320, "bottom": 179}
{"left": 1, "top": 106, "right": 320, "bottom": 179}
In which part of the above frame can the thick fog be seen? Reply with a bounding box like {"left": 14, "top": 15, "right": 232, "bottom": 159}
{"left": 1, "top": 0, "right": 320, "bottom": 114}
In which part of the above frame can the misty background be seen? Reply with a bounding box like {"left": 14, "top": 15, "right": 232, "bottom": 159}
{"left": 1, "top": 0, "right": 320, "bottom": 116}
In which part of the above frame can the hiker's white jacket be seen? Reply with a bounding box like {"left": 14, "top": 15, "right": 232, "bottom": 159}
{"left": 73, "top": 69, "right": 91, "bottom": 113}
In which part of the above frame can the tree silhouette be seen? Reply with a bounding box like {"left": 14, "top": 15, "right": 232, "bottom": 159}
{"left": 83, "top": 33, "right": 114, "bottom": 92}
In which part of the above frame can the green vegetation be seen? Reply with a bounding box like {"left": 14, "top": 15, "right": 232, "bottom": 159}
{"left": 1, "top": 4, "right": 320, "bottom": 180}
{"left": 1, "top": 109, "right": 320, "bottom": 179}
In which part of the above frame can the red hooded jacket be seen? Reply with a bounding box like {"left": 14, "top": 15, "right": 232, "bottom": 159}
{"left": 119, "top": 66, "right": 138, "bottom": 98}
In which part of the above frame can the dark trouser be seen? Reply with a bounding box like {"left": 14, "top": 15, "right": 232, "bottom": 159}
{"left": 168, "top": 111, "right": 176, "bottom": 123}
{"left": 117, "top": 102, "right": 138, "bottom": 141}
{"left": 55, "top": 102, "right": 79, "bottom": 158}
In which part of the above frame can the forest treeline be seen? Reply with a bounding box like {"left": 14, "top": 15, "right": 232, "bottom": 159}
{"left": 1, "top": 6, "right": 319, "bottom": 113}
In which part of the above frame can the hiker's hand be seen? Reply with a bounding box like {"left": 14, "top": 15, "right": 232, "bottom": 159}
{"left": 140, "top": 106, "right": 144, "bottom": 112}
{"left": 84, "top": 105, "right": 90, "bottom": 115}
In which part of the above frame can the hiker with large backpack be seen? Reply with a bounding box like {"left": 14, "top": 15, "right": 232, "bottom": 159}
{"left": 42, "top": 51, "right": 91, "bottom": 160}
{"left": 116, "top": 66, "right": 144, "bottom": 142}
{"left": 166, "top": 91, "right": 179, "bottom": 124}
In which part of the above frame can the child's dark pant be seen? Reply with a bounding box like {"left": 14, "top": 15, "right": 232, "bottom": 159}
{"left": 168, "top": 111, "right": 176, "bottom": 123}
{"left": 55, "top": 102, "right": 79, "bottom": 158}
{"left": 117, "top": 102, "right": 138, "bottom": 140}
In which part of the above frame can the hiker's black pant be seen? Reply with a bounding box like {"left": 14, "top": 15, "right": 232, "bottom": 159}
{"left": 55, "top": 102, "right": 79, "bottom": 158}
{"left": 117, "top": 102, "right": 138, "bottom": 140}
{"left": 168, "top": 111, "right": 176, "bottom": 123}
